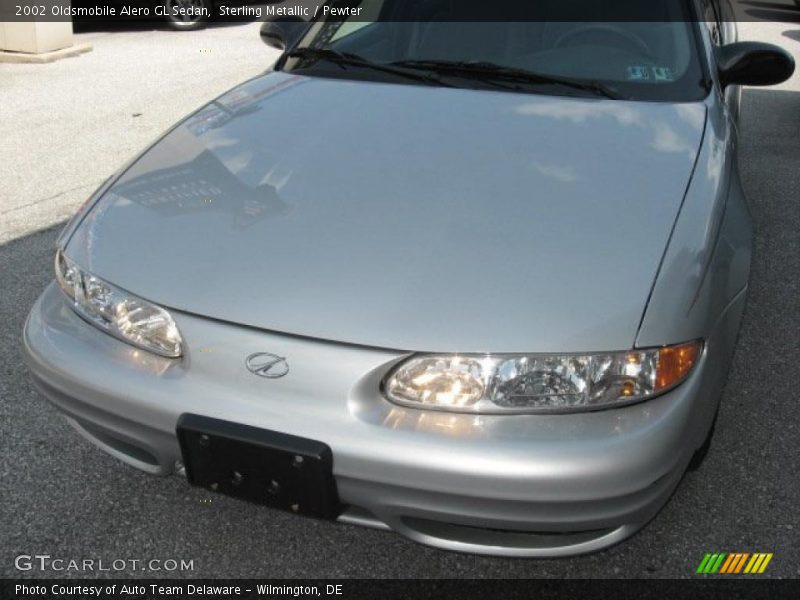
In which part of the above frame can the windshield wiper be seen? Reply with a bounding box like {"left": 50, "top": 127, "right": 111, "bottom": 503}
{"left": 283, "top": 48, "right": 452, "bottom": 87}
{"left": 388, "top": 59, "right": 620, "bottom": 99}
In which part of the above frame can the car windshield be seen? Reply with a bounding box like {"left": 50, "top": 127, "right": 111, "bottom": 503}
{"left": 284, "top": 0, "right": 708, "bottom": 101}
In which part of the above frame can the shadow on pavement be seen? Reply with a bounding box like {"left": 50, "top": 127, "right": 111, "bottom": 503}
{"left": 72, "top": 16, "right": 259, "bottom": 34}
{"left": 740, "top": 8, "right": 800, "bottom": 21}
{"left": 70, "top": 1, "right": 275, "bottom": 33}
{"left": 783, "top": 28, "right": 800, "bottom": 41}
{"left": 737, "top": 0, "right": 800, "bottom": 21}
{"left": 739, "top": 0, "right": 798, "bottom": 10}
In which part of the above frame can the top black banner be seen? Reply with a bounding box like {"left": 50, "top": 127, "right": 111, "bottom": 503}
{"left": 1, "top": 0, "right": 799, "bottom": 23}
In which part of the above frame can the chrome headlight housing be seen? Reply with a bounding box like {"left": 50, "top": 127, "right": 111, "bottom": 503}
{"left": 55, "top": 250, "right": 183, "bottom": 358}
{"left": 383, "top": 343, "right": 701, "bottom": 414}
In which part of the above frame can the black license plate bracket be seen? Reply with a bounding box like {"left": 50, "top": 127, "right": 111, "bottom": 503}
{"left": 177, "top": 414, "right": 341, "bottom": 519}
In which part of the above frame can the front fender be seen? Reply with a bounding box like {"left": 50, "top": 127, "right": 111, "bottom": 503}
{"left": 636, "top": 101, "right": 752, "bottom": 348}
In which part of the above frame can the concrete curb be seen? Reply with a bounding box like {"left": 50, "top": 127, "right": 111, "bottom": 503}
{"left": 0, "top": 43, "right": 93, "bottom": 63}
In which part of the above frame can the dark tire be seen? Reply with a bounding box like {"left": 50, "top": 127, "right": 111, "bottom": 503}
{"left": 164, "top": 0, "right": 211, "bottom": 31}
{"left": 687, "top": 410, "right": 719, "bottom": 471}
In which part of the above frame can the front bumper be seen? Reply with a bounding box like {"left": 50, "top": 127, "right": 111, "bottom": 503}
{"left": 23, "top": 282, "right": 743, "bottom": 556}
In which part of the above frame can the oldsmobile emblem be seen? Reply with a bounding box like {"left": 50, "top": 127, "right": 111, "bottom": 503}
{"left": 245, "top": 352, "right": 289, "bottom": 379}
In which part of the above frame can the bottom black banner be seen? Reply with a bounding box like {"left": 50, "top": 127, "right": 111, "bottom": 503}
{"left": 2, "top": 579, "right": 800, "bottom": 600}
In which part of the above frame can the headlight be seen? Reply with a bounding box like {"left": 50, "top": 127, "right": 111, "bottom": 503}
{"left": 383, "top": 342, "right": 701, "bottom": 414}
{"left": 55, "top": 250, "right": 183, "bottom": 358}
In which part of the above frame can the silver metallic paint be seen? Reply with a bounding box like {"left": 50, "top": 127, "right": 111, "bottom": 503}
{"left": 65, "top": 72, "right": 706, "bottom": 353}
{"left": 24, "top": 21, "right": 757, "bottom": 555}
{"left": 24, "top": 278, "right": 746, "bottom": 556}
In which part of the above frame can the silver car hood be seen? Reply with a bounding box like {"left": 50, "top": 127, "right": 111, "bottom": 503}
{"left": 68, "top": 72, "right": 707, "bottom": 353}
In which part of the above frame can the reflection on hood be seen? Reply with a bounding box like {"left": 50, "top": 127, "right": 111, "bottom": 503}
{"left": 112, "top": 150, "right": 291, "bottom": 229}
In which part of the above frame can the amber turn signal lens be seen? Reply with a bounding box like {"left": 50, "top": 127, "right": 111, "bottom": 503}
{"left": 655, "top": 341, "right": 701, "bottom": 391}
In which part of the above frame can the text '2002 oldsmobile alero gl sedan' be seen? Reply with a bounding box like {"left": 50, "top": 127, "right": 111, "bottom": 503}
{"left": 23, "top": 0, "right": 794, "bottom": 556}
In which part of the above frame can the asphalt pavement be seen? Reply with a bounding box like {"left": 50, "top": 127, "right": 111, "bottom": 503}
{"left": 0, "top": 19, "right": 799, "bottom": 579}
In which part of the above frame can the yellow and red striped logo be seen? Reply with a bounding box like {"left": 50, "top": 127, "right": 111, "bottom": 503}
{"left": 696, "top": 552, "right": 773, "bottom": 574}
